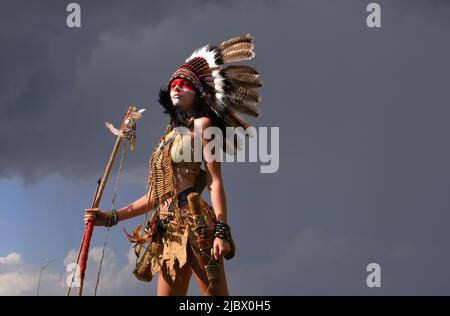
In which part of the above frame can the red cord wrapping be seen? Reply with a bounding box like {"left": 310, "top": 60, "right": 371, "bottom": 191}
{"left": 79, "top": 221, "right": 94, "bottom": 280}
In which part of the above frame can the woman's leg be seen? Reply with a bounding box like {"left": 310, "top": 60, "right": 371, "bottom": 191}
{"left": 156, "top": 260, "right": 192, "bottom": 296}
{"left": 187, "top": 242, "right": 229, "bottom": 296}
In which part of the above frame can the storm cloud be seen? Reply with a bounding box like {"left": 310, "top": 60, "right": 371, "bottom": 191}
{"left": 1, "top": 0, "right": 450, "bottom": 294}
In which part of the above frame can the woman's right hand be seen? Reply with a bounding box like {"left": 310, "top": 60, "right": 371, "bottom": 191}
{"left": 84, "top": 208, "right": 107, "bottom": 226}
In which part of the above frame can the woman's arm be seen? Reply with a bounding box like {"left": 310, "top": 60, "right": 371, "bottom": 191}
{"left": 197, "top": 117, "right": 228, "bottom": 223}
{"left": 204, "top": 159, "right": 227, "bottom": 223}
{"left": 197, "top": 117, "right": 231, "bottom": 260}
{"left": 117, "top": 190, "right": 154, "bottom": 222}
{"left": 84, "top": 190, "right": 153, "bottom": 226}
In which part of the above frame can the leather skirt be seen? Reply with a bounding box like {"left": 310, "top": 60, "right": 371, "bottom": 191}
{"left": 133, "top": 191, "right": 221, "bottom": 283}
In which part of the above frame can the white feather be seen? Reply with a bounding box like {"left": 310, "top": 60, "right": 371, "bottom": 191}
{"left": 212, "top": 69, "right": 226, "bottom": 100}
{"left": 105, "top": 122, "right": 124, "bottom": 137}
{"left": 185, "top": 44, "right": 219, "bottom": 68}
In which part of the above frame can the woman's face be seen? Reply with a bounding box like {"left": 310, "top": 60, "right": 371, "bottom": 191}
{"left": 170, "top": 78, "right": 196, "bottom": 112}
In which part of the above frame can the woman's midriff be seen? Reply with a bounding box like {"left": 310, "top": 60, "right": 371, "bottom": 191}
{"left": 156, "top": 172, "right": 196, "bottom": 220}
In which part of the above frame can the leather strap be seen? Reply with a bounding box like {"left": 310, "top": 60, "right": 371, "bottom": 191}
{"left": 177, "top": 186, "right": 197, "bottom": 208}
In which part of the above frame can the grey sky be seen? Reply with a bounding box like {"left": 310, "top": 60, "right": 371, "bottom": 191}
{"left": 1, "top": 0, "right": 450, "bottom": 295}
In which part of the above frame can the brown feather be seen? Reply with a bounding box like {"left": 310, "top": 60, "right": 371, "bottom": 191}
{"left": 218, "top": 34, "right": 253, "bottom": 50}
{"left": 227, "top": 73, "right": 263, "bottom": 88}
{"left": 230, "top": 86, "right": 262, "bottom": 104}
{"left": 221, "top": 42, "right": 254, "bottom": 56}
{"left": 226, "top": 108, "right": 251, "bottom": 130}
{"left": 222, "top": 49, "right": 255, "bottom": 63}
{"left": 223, "top": 65, "right": 259, "bottom": 75}
{"left": 226, "top": 98, "right": 261, "bottom": 117}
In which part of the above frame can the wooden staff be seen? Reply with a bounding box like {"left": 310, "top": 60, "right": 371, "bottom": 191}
{"left": 68, "top": 106, "right": 141, "bottom": 296}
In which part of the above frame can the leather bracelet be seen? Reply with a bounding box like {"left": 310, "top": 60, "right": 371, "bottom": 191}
{"left": 214, "top": 220, "right": 232, "bottom": 241}
{"left": 105, "top": 210, "right": 119, "bottom": 227}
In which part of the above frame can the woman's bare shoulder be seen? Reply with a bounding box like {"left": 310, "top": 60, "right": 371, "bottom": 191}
{"left": 194, "top": 116, "right": 212, "bottom": 126}
{"left": 194, "top": 117, "right": 212, "bottom": 129}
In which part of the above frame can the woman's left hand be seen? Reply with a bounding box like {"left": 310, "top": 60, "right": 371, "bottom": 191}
{"left": 212, "top": 237, "right": 231, "bottom": 260}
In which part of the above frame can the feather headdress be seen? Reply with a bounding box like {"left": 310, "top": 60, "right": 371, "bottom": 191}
{"left": 163, "top": 34, "right": 263, "bottom": 149}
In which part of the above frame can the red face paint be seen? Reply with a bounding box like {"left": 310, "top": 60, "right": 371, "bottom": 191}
{"left": 170, "top": 78, "right": 196, "bottom": 92}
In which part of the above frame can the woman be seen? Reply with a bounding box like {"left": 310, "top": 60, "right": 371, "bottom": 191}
{"left": 84, "top": 34, "right": 262, "bottom": 296}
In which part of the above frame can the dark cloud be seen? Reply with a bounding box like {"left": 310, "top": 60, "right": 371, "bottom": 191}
{"left": 2, "top": 0, "right": 450, "bottom": 294}
{"left": 0, "top": 0, "right": 237, "bottom": 183}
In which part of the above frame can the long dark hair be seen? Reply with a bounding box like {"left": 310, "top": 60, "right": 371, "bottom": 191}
{"left": 158, "top": 87, "right": 236, "bottom": 153}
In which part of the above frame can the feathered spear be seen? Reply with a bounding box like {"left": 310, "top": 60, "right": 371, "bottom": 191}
{"left": 67, "top": 106, "right": 145, "bottom": 296}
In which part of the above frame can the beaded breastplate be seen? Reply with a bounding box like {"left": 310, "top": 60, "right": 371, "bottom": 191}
{"left": 148, "top": 130, "right": 206, "bottom": 211}
{"left": 148, "top": 131, "right": 177, "bottom": 208}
